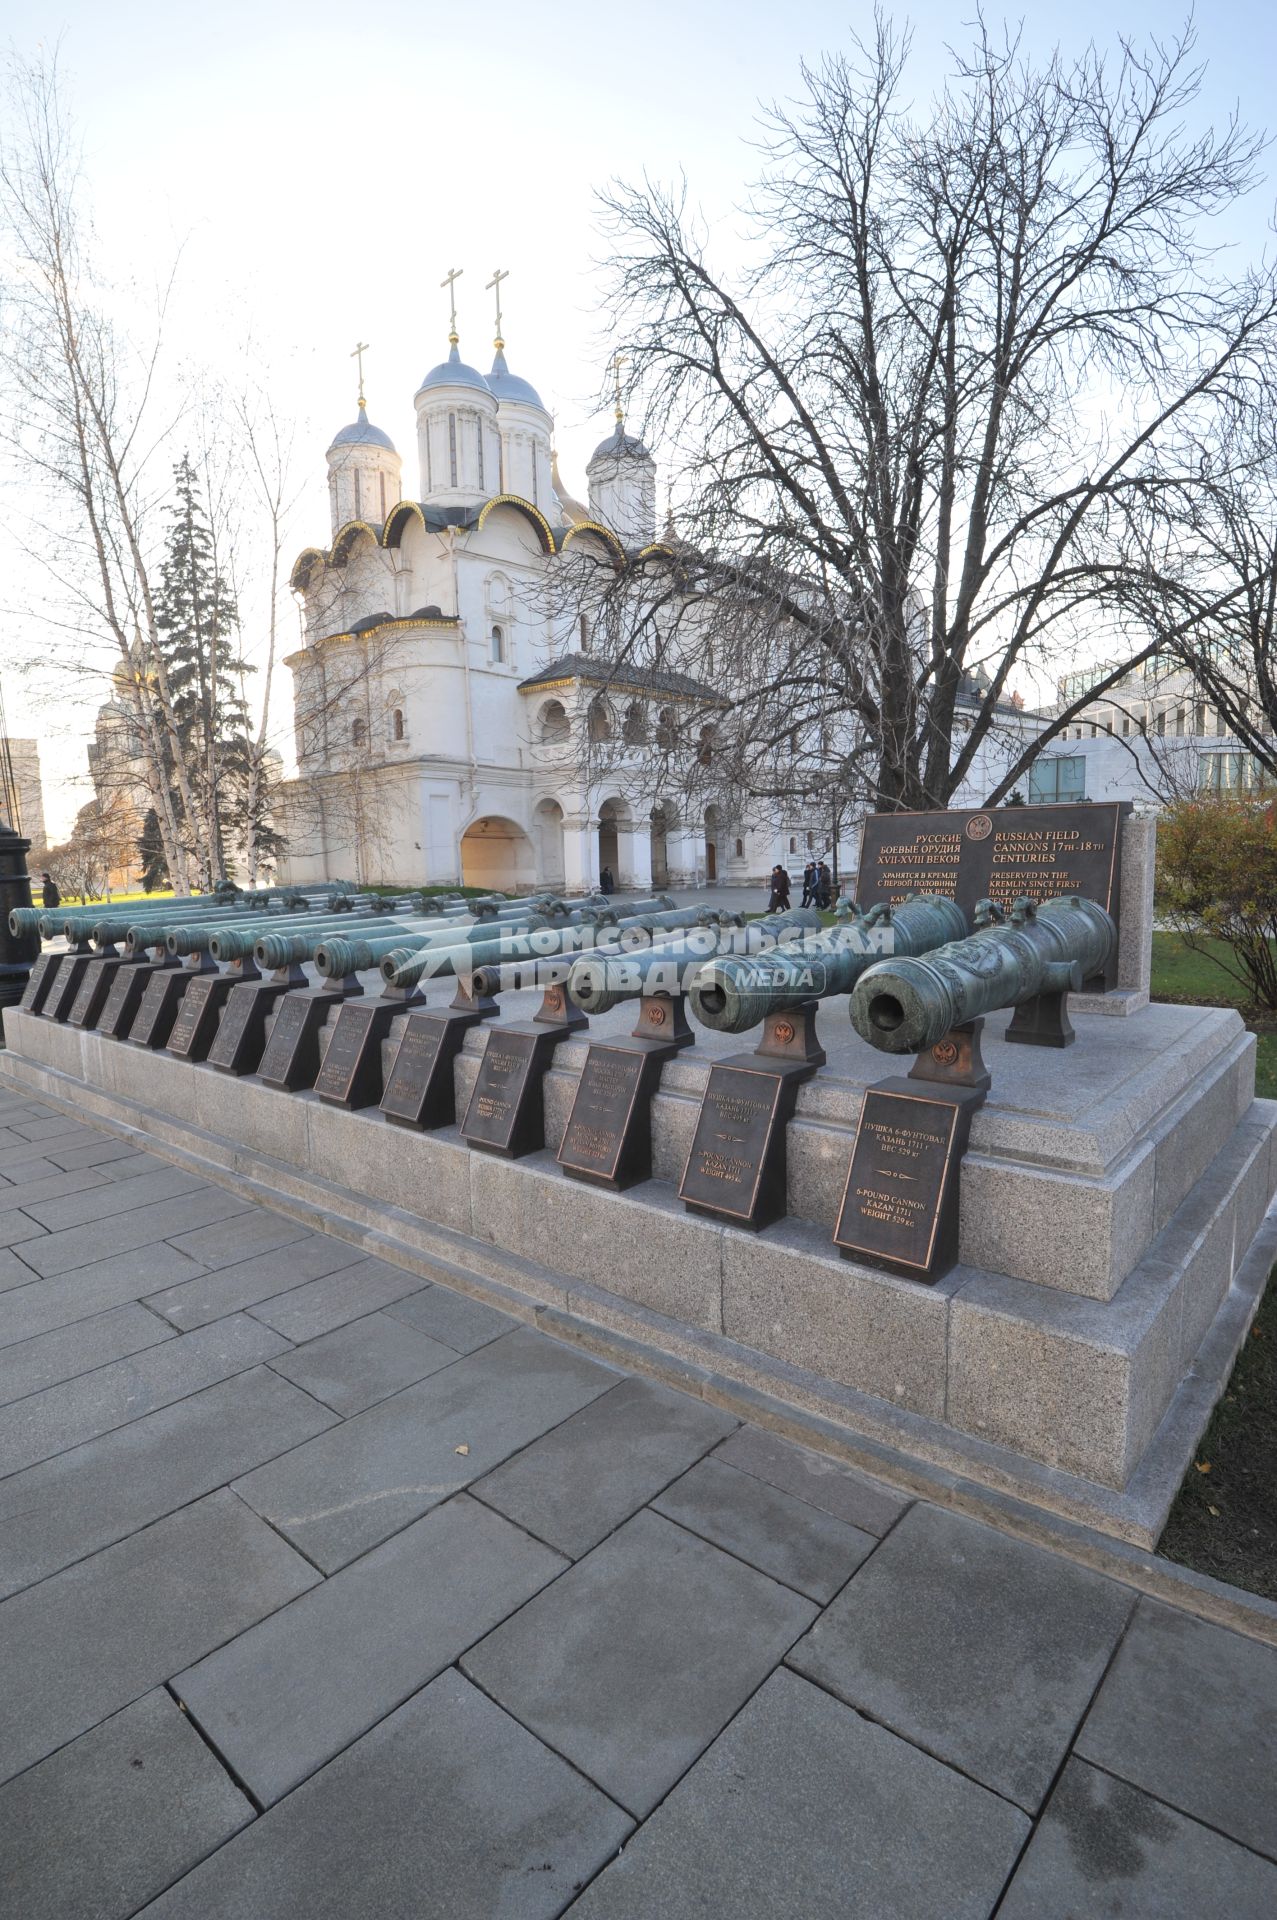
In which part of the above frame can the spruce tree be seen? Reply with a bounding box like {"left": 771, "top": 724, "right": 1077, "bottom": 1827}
{"left": 154, "top": 456, "right": 254, "bottom": 883}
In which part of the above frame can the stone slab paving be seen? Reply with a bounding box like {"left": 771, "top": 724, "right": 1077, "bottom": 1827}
{"left": 0, "top": 1079, "right": 1274, "bottom": 1915}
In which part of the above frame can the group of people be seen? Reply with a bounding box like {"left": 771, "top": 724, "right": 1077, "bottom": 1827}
{"left": 802, "top": 860, "right": 834, "bottom": 909}
{"left": 766, "top": 859, "right": 835, "bottom": 913}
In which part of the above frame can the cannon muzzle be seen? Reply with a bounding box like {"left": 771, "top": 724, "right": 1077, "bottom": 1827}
{"left": 849, "top": 894, "right": 1117, "bottom": 1053}
{"left": 689, "top": 896, "right": 967, "bottom": 1033}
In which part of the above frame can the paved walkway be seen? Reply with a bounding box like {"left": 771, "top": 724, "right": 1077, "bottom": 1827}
{"left": 0, "top": 1084, "right": 1274, "bottom": 1917}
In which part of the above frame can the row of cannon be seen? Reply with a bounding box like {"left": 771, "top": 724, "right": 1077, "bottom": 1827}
{"left": 16, "top": 879, "right": 1117, "bottom": 1064}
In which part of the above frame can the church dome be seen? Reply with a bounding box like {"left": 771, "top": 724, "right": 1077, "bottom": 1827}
{"left": 417, "top": 344, "right": 491, "bottom": 397}
{"left": 588, "top": 423, "right": 652, "bottom": 464}
{"left": 551, "top": 449, "right": 590, "bottom": 528}
{"left": 487, "top": 348, "right": 547, "bottom": 412}
{"left": 327, "top": 406, "right": 396, "bottom": 454}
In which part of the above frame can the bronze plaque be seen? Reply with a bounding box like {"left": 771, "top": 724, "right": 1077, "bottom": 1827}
{"left": 19, "top": 952, "right": 60, "bottom": 1014}
{"left": 130, "top": 970, "right": 189, "bottom": 1049}
{"left": 46, "top": 954, "right": 91, "bottom": 1022}
{"left": 313, "top": 1001, "right": 398, "bottom": 1108}
{"left": 312, "top": 1005, "right": 370, "bottom": 1103}
{"left": 259, "top": 998, "right": 324, "bottom": 1090}
{"left": 558, "top": 1046, "right": 647, "bottom": 1184}
{"left": 381, "top": 1015, "right": 445, "bottom": 1125}
{"left": 381, "top": 1007, "right": 486, "bottom": 1129}
{"left": 833, "top": 1087, "right": 960, "bottom": 1274}
{"left": 461, "top": 1030, "right": 545, "bottom": 1155}
{"left": 69, "top": 957, "right": 117, "bottom": 1028}
{"left": 679, "top": 1063, "right": 787, "bottom": 1223}
{"left": 100, "top": 961, "right": 160, "bottom": 1038}
{"left": 207, "top": 982, "right": 257, "bottom": 1071}
{"left": 857, "top": 802, "right": 1126, "bottom": 919}
{"left": 167, "top": 976, "right": 217, "bottom": 1057}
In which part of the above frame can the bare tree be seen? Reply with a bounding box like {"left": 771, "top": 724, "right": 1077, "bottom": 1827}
{"left": 590, "top": 14, "right": 1277, "bottom": 814}
{"left": 1118, "top": 398, "right": 1277, "bottom": 780}
{"left": 0, "top": 48, "right": 211, "bottom": 887}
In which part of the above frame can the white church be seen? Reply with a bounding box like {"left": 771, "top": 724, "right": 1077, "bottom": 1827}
{"left": 277, "top": 272, "right": 746, "bottom": 895}
{"left": 276, "top": 283, "right": 1042, "bottom": 895}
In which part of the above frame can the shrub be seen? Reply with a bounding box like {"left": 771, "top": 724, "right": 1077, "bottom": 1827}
{"left": 1156, "top": 798, "right": 1277, "bottom": 1010}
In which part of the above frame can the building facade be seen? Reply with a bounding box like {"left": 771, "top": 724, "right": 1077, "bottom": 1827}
{"left": 0, "top": 738, "right": 47, "bottom": 851}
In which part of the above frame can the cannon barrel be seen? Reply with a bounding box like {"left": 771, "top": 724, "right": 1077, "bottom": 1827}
{"left": 164, "top": 903, "right": 378, "bottom": 957}
{"left": 849, "top": 894, "right": 1117, "bottom": 1054}
{"left": 376, "top": 908, "right": 695, "bottom": 999}
{"left": 368, "top": 896, "right": 676, "bottom": 991}
{"left": 565, "top": 908, "right": 810, "bottom": 1014}
{"left": 311, "top": 909, "right": 562, "bottom": 981}
{"left": 210, "top": 904, "right": 419, "bottom": 963}
{"left": 689, "top": 896, "right": 967, "bottom": 1033}
{"left": 70, "top": 891, "right": 355, "bottom": 950}
{"left": 252, "top": 897, "right": 570, "bottom": 974}
{"left": 11, "top": 887, "right": 245, "bottom": 941}
{"left": 39, "top": 883, "right": 356, "bottom": 945}
{"left": 166, "top": 895, "right": 427, "bottom": 959}
{"left": 465, "top": 909, "right": 716, "bottom": 1001}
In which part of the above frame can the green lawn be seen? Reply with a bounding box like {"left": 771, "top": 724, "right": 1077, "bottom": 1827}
{"left": 1150, "top": 932, "right": 1276, "bottom": 1100}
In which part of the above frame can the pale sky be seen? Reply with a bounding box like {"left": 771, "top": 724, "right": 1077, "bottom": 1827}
{"left": 3, "top": 0, "right": 1275, "bottom": 839}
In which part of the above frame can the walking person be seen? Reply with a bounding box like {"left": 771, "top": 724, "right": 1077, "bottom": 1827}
{"left": 40, "top": 871, "right": 60, "bottom": 911}
{"left": 816, "top": 860, "right": 833, "bottom": 910}
{"left": 599, "top": 865, "right": 615, "bottom": 895}
{"left": 801, "top": 860, "right": 817, "bottom": 907}
{"left": 766, "top": 864, "right": 791, "bottom": 913}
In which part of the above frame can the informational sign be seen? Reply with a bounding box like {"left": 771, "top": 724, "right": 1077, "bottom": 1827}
{"left": 856, "top": 803, "right": 1127, "bottom": 919}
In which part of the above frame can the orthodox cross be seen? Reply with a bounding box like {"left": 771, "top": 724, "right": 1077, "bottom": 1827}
{"left": 440, "top": 267, "right": 464, "bottom": 343}
{"left": 486, "top": 268, "right": 509, "bottom": 349}
{"left": 611, "top": 350, "right": 627, "bottom": 424}
{"left": 350, "top": 340, "right": 369, "bottom": 410}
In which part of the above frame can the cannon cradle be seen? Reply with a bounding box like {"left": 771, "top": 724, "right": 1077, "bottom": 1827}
{"left": 689, "top": 895, "right": 968, "bottom": 1034}
{"left": 849, "top": 894, "right": 1117, "bottom": 1055}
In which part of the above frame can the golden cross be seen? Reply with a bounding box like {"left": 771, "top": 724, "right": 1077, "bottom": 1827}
{"left": 611, "top": 350, "right": 628, "bottom": 424}
{"left": 350, "top": 340, "right": 369, "bottom": 409}
{"left": 440, "top": 267, "right": 464, "bottom": 342}
{"left": 485, "top": 268, "right": 509, "bottom": 348}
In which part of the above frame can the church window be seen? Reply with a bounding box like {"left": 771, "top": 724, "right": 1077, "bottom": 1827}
{"left": 789, "top": 836, "right": 797, "bottom": 854}
{"left": 588, "top": 697, "right": 613, "bottom": 743}
{"left": 379, "top": 473, "right": 386, "bottom": 521}
{"left": 490, "top": 624, "right": 505, "bottom": 664}
{"left": 623, "top": 702, "right": 646, "bottom": 745}
{"left": 477, "top": 419, "right": 485, "bottom": 490}
{"left": 734, "top": 838, "right": 743, "bottom": 857}
{"left": 540, "top": 700, "right": 570, "bottom": 744}
{"left": 697, "top": 725, "right": 715, "bottom": 767}
{"left": 579, "top": 613, "right": 591, "bottom": 651}
{"left": 706, "top": 643, "right": 714, "bottom": 677}
{"left": 426, "top": 430, "right": 433, "bottom": 492}
{"left": 655, "top": 708, "right": 675, "bottom": 748}
{"left": 392, "top": 709, "right": 405, "bottom": 741}
{"left": 351, "top": 718, "right": 367, "bottom": 748}
{"left": 449, "top": 413, "right": 458, "bottom": 488}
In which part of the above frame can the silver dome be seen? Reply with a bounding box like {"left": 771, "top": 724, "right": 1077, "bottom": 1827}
{"left": 487, "top": 348, "right": 547, "bottom": 412}
{"left": 588, "top": 423, "right": 652, "bottom": 463}
{"left": 417, "top": 343, "right": 491, "bottom": 397}
{"left": 328, "top": 406, "right": 396, "bottom": 454}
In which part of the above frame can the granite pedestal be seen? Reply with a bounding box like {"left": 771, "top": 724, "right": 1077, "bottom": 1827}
{"left": 1, "top": 987, "right": 1273, "bottom": 1547}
